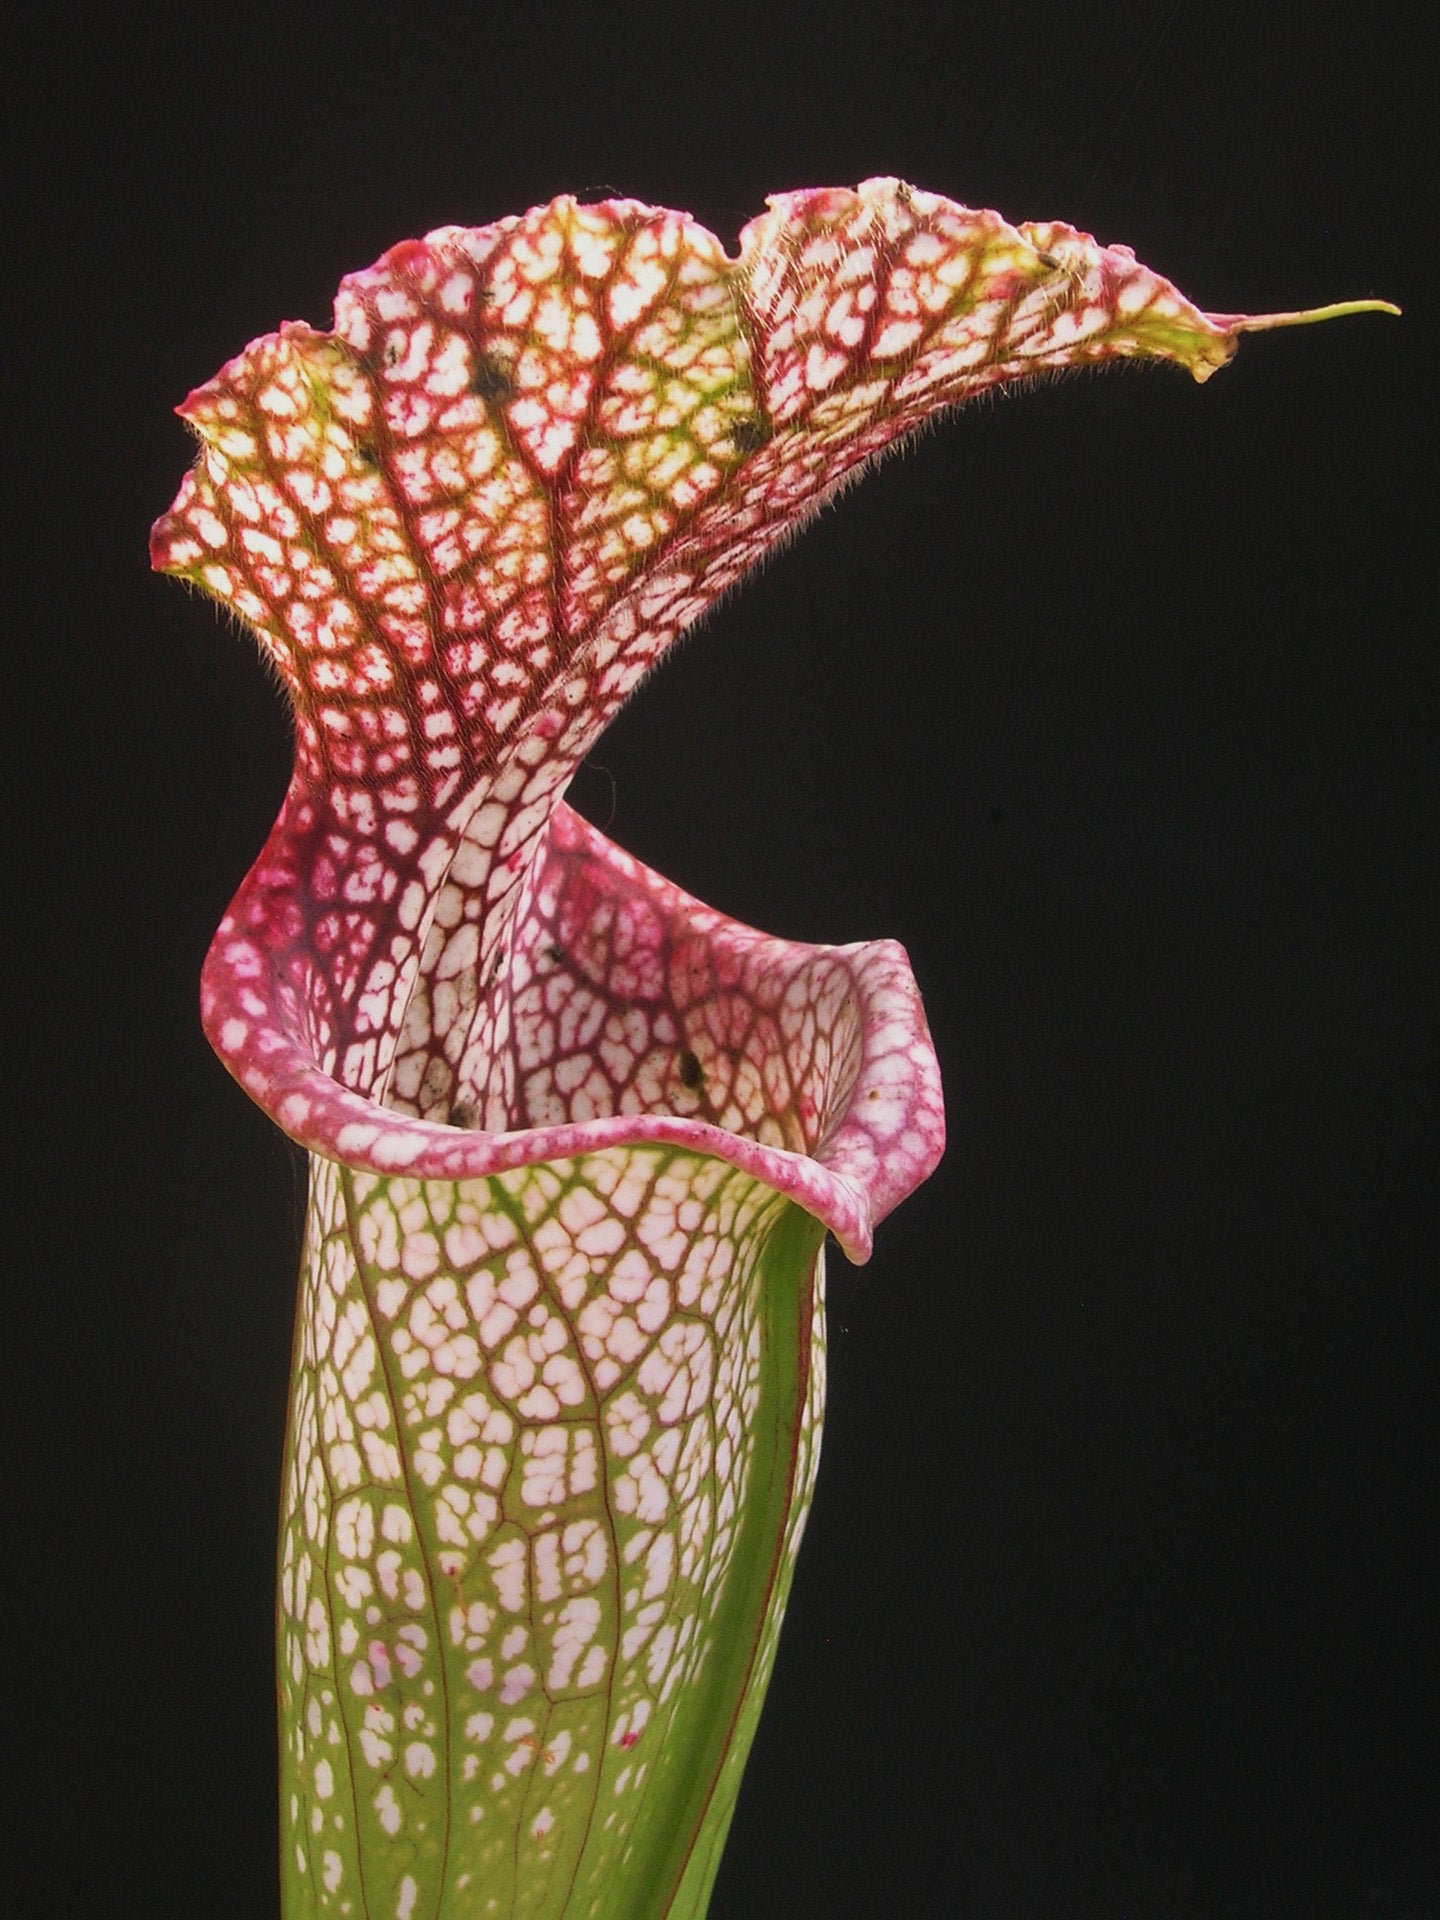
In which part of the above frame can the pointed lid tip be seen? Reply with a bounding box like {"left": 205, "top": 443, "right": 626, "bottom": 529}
{"left": 1207, "top": 297, "right": 1402, "bottom": 335}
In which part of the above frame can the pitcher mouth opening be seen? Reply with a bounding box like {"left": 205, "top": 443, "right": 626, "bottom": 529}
{"left": 203, "top": 796, "right": 942, "bottom": 1264}
{"left": 384, "top": 803, "right": 866, "bottom": 1151}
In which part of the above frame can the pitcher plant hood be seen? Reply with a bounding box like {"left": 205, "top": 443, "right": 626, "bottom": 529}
{"left": 150, "top": 179, "right": 1397, "bottom": 1258}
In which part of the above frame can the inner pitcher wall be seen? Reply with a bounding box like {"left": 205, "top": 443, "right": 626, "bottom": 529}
{"left": 380, "top": 785, "right": 867, "bottom": 1164}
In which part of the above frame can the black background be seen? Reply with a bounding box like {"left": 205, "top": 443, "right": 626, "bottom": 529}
{"left": 9, "top": 3, "right": 1433, "bottom": 1915}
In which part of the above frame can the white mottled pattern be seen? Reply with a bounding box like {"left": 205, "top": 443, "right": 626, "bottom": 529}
{"left": 152, "top": 179, "right": 1285, "bottom": 1919}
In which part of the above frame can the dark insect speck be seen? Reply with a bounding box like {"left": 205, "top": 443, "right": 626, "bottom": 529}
{"left": 472, "top": 355, "right": 515, "bottom": 404}
{"left": 677, "top": 1048, "right": 704, "bottom": 1091}
{"left": 356, "top": 441, "right": 379, "bottom": 467}
{"left": 731, "top": 415, "right": 769, "bottom": 455}
{"left": 383, "top": 341, "right": 401, "bottom": 368}
{"left": 450, "top": 1101, "right": 479, "bottom": 1129}
{"left": 543, "top": 943, "right": 565, "bottom": 965}
{"left": 1036, "top": 250, "right": 1061, "bottom": 271}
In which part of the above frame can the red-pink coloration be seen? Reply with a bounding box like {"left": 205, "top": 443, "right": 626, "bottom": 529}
{"left": 151, "top": 181, "right": 1389, "bottom": 1259}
